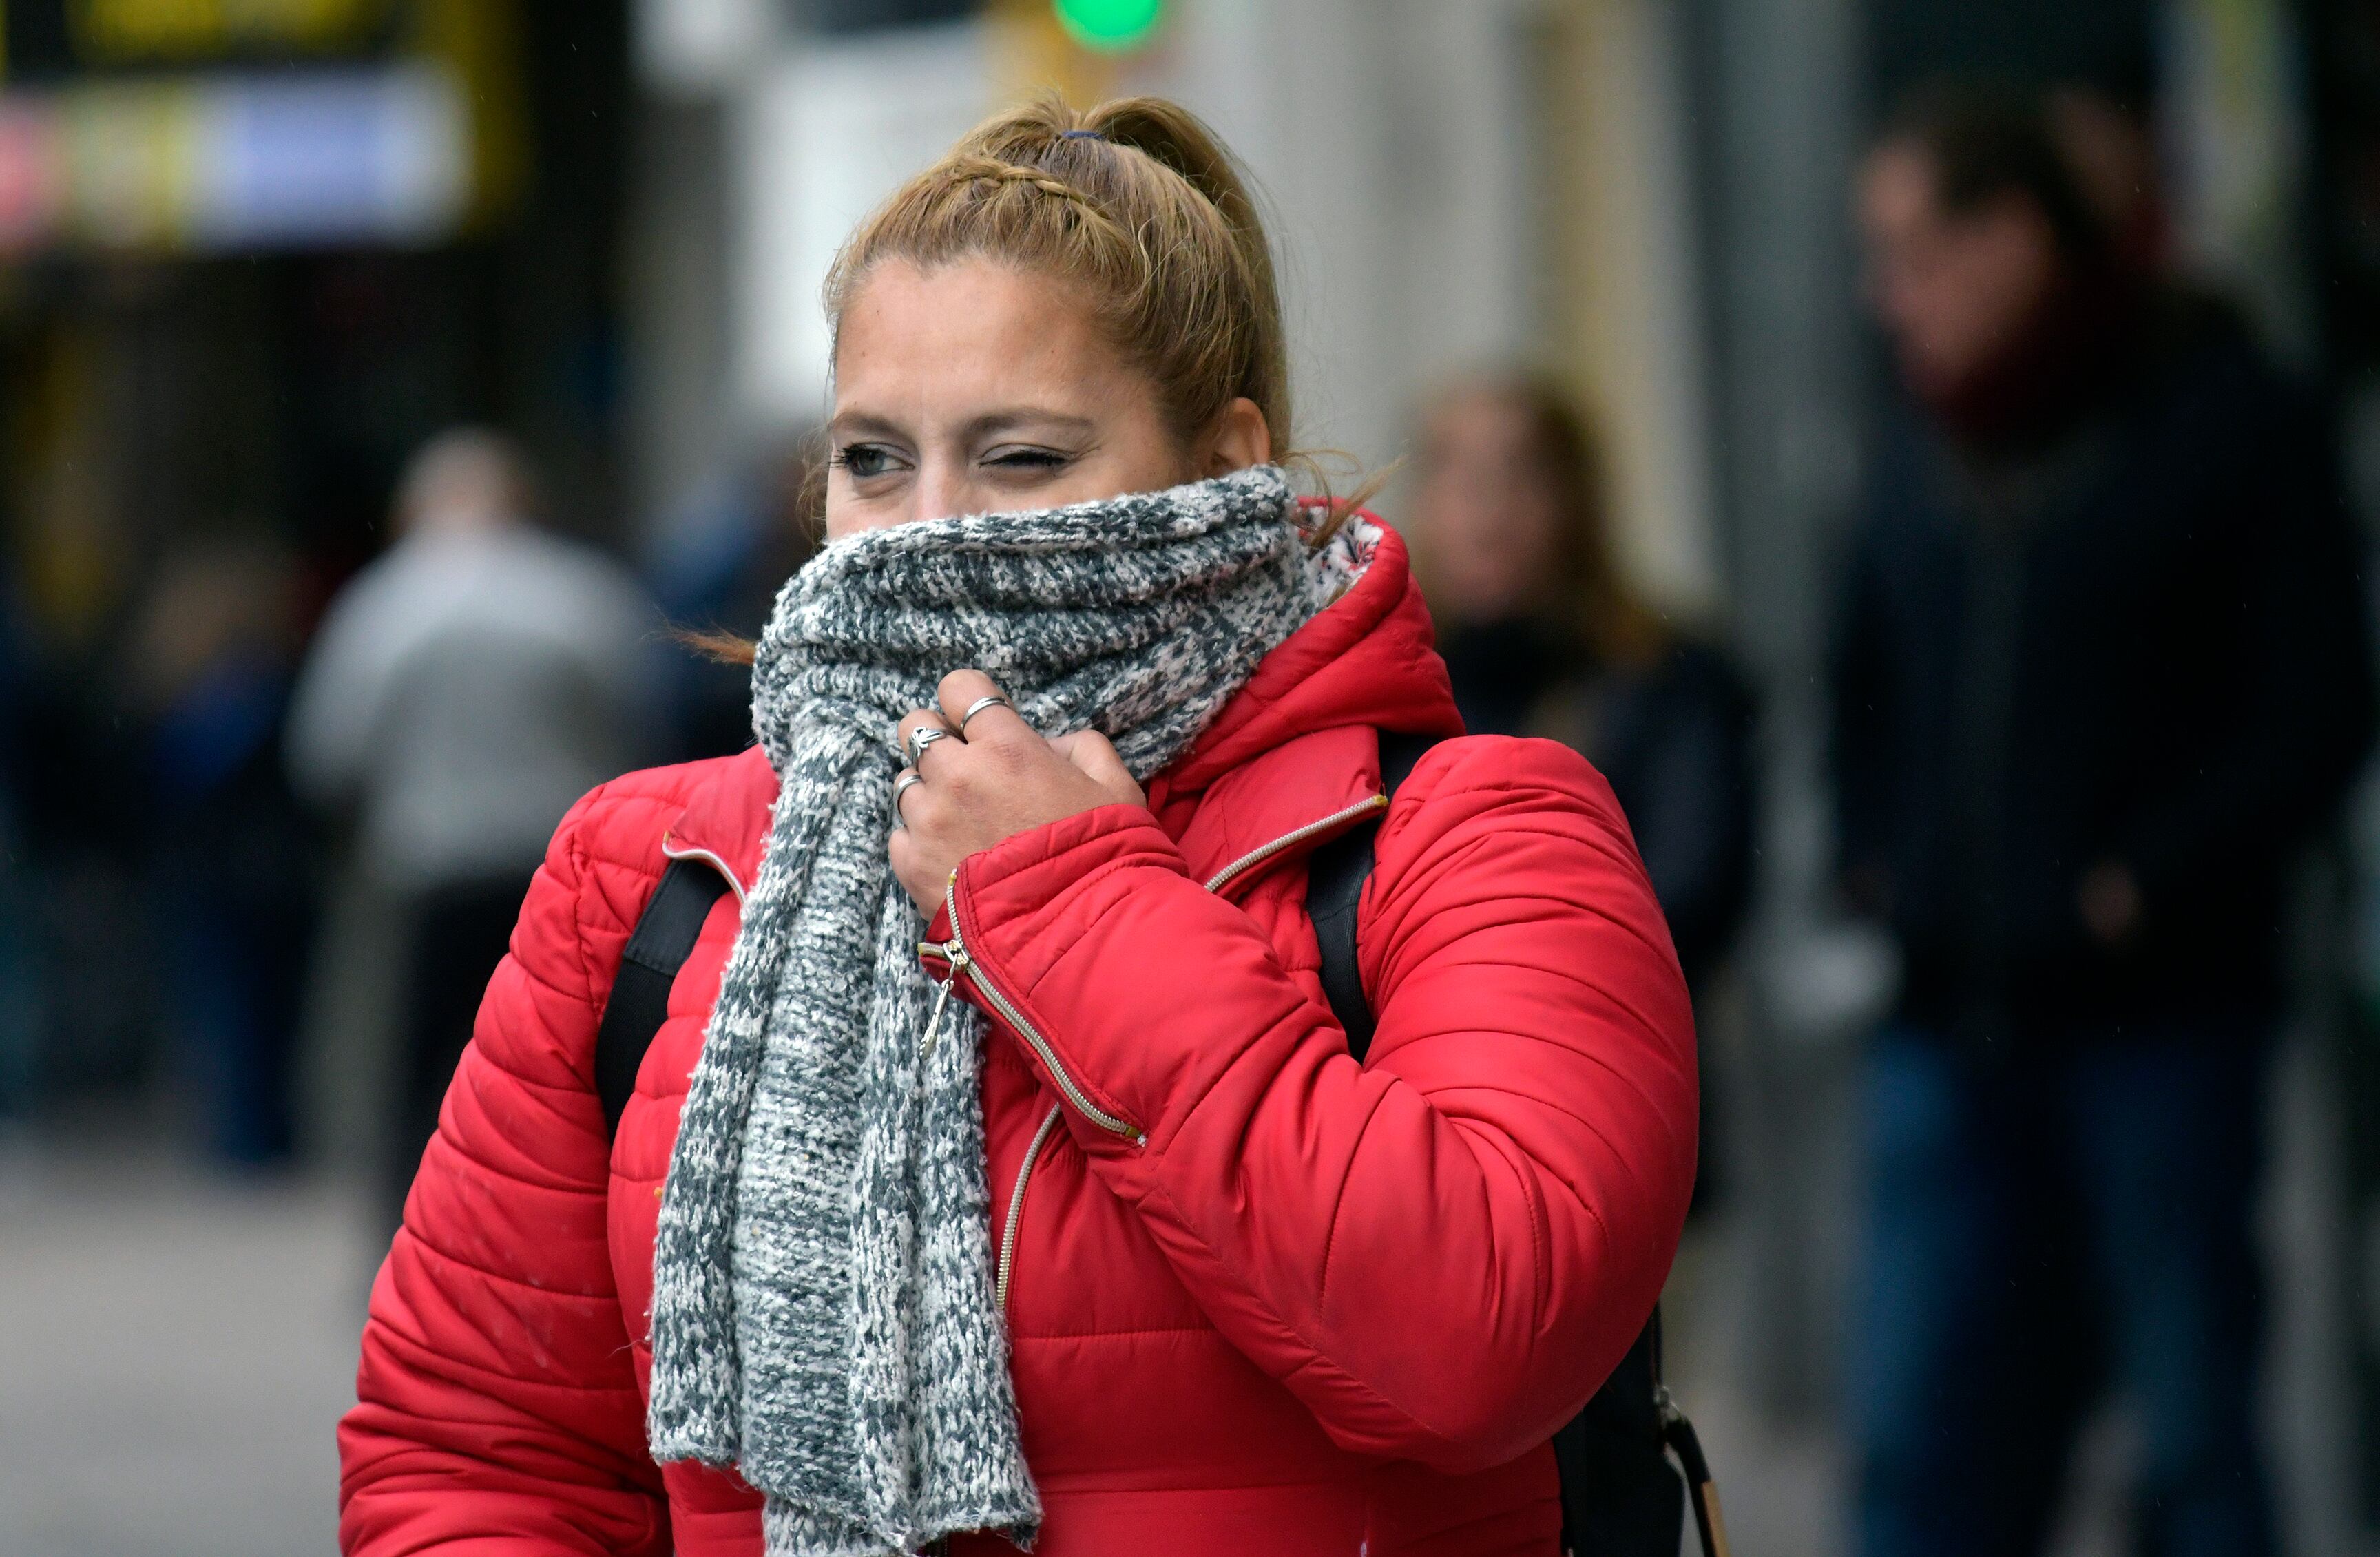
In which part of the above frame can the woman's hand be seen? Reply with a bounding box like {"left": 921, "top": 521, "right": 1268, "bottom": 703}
{"left": 889, "top": 669, "right": 1145, "bottom": 914}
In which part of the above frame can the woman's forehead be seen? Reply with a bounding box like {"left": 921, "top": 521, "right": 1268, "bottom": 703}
{"left": 833, "top": 258, "right": 1130, "bottom": 410}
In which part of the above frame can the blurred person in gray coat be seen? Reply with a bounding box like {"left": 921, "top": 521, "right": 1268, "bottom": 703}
{"left": 288, "top": 429, "right": 658, "bottom": 1232}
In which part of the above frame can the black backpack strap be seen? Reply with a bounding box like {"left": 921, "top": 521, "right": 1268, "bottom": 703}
{"left": 1305, "top": 729, "right": 1709, "bottom": 1557}
{"left": 1306, "top": 729, "right": 1441, "bottom": 1063}
{"left": 1559, "top": 1311, "right": 1688, "bottom": 1556}
{"left": 594, "top": 856, "right": 733, "bottom": 1136}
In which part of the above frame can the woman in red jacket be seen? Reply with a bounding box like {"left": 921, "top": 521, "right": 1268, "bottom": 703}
{"left": 338, "top": 96, "right": 1696, "bottom": 1557}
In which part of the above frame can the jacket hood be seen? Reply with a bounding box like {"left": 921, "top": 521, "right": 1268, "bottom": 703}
{"left": 667, "top": 516, "right": 1462, "bottom": 890}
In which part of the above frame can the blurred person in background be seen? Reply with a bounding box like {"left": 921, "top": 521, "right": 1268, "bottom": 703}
{"left": 1837, "top": 83, "right": 2377, "bottom": 1557}
{"left": 1408, "top": 374, "right": 1754, "bottom": 1204}
{"left": 129, "top": 539, "right": 317, "bottom": 1165}
{"left": 287, "top": 428, "right": 658, "bottom": 1233}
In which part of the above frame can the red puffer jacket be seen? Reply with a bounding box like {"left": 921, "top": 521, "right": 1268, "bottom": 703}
{"left": 338, "top": 528, "right": 1698, "bottom": 1556}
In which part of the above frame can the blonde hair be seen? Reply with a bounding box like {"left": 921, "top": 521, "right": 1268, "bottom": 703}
{"left": 827, "top": 94, "right": 1360, "bottom": 504}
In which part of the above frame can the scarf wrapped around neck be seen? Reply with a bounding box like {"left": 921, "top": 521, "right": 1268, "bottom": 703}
{"left": 645, "top": 465, "right": 1344, "bottom": 1556}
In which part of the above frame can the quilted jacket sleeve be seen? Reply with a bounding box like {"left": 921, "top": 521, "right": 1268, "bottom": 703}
{"left": 941, "top": 735, "right": 1696, "bottom": 1474}
{"left": 338, "top": 786, "right": 669, "bottom": 1555}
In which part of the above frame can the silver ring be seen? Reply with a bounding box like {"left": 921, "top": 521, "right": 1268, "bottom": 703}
{"left": 957, "top": 693, "right": 1012, "bottom": 734}
{"left": 892, "top": 771, "right": 926, "bottom": 825}
{"left": 906, "top": 725, "right": 952, "bottom": 767}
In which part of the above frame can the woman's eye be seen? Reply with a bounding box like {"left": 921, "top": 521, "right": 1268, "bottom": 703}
{"left": 835, "top": 443, "right": 901, "bottom": 480}
{"left": 985, "top": 446, "right": 1071, "bottom": 472}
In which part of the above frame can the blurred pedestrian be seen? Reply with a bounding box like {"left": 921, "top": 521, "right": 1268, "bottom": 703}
{"left": 1409, "top": 375, "right": 1753, "bottom": 1208}
{"left": 1837, "top": 84, "right": 2376, "bottom": 1557}
{"left": 287, "top": 429, "right": 658, "bottom": 1231}
{"left": 1410, "top": 375, "right": 1755, "bottom": 994}
{"left": 129, "top": 539, "right": 317, "bottom": 1164}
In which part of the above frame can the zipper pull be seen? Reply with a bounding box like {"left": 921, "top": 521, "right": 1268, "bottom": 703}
{"left": 920, "top": 968, "right": 957, "bottom": 1063}
{"left": 923, "top": 871, "right": 971, "bottom": 1066}
{"left": 918, "top": 870, "right": 970, "bottom": 1063}
{"left": 921, "top": 915, "right": 968, "bottom": 1062}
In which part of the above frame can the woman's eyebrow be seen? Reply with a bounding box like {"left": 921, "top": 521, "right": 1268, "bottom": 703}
{"left": 826, "top": 408, "right": 1098, "bottom": 444}
{"left": 826, "top": 411, "right": 907, "bottom": 441}
{"left": 959, "top": 410, "right": 1097, "bottom": 442}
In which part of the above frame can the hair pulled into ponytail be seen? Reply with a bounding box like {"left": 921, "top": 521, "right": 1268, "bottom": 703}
{"left": 826, "top": 95, "right": 1311, "bottom": 494}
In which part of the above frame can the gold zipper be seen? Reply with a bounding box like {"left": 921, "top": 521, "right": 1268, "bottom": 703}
{"left": 996, "top": 1102, "right": 1064, "bottom": 1313}
{"left": 941, "top": 795, "right": 1392, "bottom": 1317}
{"left": 1202, "top": 793, "right": 1387, "bottom": 895}
{"left": 927, "top": 875, "right": 1145, "bottom": 1143}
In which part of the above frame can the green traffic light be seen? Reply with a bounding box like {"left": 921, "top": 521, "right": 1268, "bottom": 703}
{"left": 1054, "top": 0, "right": 1164, "bottom": 52}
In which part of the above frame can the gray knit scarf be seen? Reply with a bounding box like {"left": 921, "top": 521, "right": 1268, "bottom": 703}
{"left": 646, "top": 466, "right": 1332, "bottom": 1556}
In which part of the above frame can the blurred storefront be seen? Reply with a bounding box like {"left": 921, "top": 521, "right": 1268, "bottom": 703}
{"left": 0, "top": 0, "right": 630, "bottom": 1120}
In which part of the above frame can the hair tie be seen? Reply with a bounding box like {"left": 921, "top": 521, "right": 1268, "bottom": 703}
{"left": 1060, "top": 129, "right": 1106, "bottom": 141}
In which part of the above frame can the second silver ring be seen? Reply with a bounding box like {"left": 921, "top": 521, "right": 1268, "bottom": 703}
{"left": 892, "top": 770, "right": 926, "bottom": 826}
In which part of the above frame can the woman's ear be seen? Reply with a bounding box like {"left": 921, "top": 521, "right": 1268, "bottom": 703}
{"left": 1202, "top": 397, "right": 1273, "bottom": 474}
